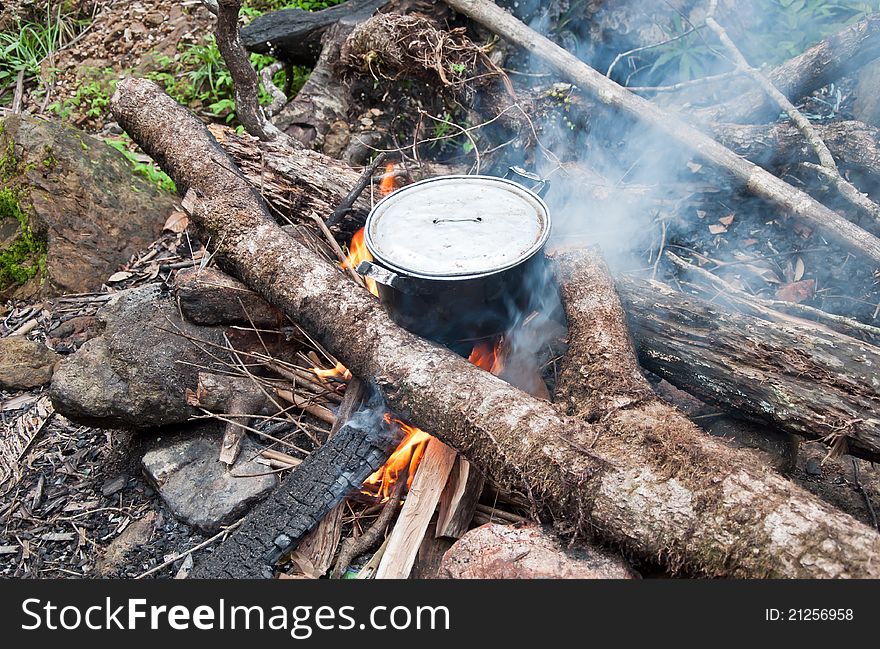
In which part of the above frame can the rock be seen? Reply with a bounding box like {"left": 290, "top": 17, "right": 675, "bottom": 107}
{"left": 0, "top": 335, "right": 59, "bottom": 389}
{"left": 49, "top": 284, "right": 226, "bottom": 429}
{"left": 174, "top": 266, "right": 281, "bottom": 327}
{"left": 0, "top": 114, "right": 177, "bottom": 298}
{"left": 853, "top": 59, "right": 880, "bottom": 129}
{"left": 95, "top": 511, "right": 158, "bottom": 576}
{"left": 142, "top": 434, "right": 278, "bottom": 533}
{"left": 439, "top": 524, "right": 637, "bottom": 579}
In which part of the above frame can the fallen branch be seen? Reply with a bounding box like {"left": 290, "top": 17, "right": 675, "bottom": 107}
{"left": 216, "top": 0, "right": 284, "bottom": 141}
{"left": 443, "top": 0, "right": 880, "bottom": 267}
{"left": 695, "top": 14, "right": 880, "bottom": 124}
{"left": 112, "top": 78, "right": 880, "bottom": 577}
{"left": 705, "top": 5, "right": 880, "bottom": 229}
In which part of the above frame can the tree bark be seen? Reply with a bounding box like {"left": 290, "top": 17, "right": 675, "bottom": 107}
{"left": 442, "top": 0, "right": 880, "bottom": 268}
{"left": 111, "top": 78, "right": 880, "bottom": 578}
{"left": 216, "top": 0, "right": 283, "bottom": 141}
{"left": 711, "top": 120, "right": 880, "bottom": 189}
{"left": 615, "top": 275, "right": 880, "bottom": 463}
{"left": 695, "top": 15, "right": 880, "bottom": 124}
{"left": 240, "top": 0, "right": 389, "bottom": 63}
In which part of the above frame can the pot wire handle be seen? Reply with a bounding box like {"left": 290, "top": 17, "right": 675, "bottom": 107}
{"left": 504, "top": 166, "right": 550, "bottom": 198}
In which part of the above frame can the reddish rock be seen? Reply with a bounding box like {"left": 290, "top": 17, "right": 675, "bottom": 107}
{"left": 439, "top": 524, "right": 636, "bottom": 579}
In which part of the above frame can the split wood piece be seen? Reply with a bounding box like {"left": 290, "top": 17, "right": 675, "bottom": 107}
{"left": 175, "top": 266, "right": 282, "bottom": 328}
{"left": 112, "top": 78, "right": 880, "bottom": 577}
{"left": 190, "top": 411, "right": 398, "bottom": 578}
{"left": 411, "top": 521, "right": 455, "bottom": 579}
{"left": 616, "top": 274, "right": 880, "bottom": 463}
{"left": 694, "top": 14, "right": 880, "bottom": 124}
{"left": 435, "top": 456, "right": 484, "bottom": 539}
{"left": 241, "top": 0, "right": 389, "bottom": 63}
{"left": 185, "top": 373, "right": 268, "bottom": 464}
{"left": 375, "top": 437, "right": 457, "bottom": 579}
{"left": 443, "top": 0, "right": 880, "bottom": 268}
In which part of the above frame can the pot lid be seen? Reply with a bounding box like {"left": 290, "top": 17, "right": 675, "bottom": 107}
{"left": 364, "top": 175, "right": 551, "bottom": 279}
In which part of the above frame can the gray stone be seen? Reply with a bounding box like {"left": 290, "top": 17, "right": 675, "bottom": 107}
{"left": 439, "top": 524, "right": 637, "bottom": 579}
{"left": 49, "top": 284, "right": 226, "bottom": 429}
{"left": 143, "top": 435, "right": 277, "bottom": 533}
{"left": 0, "top": 335, "right": 59, "bottom": 389}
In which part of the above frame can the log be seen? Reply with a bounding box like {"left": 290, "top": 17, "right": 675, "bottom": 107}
{"left": 695, "top": 15, "right": 880, "bottom": 124}
{"left": 272, "top": 22, "right": 354, "bottom": 150}
{"left": 190, "top": 406, "right": 398, "bottom": 578}
{"left": 175, "top": 266, "right": 282, "bottom": 328}
{"left": 375, "top": 437, "right": 457, "bottom": 579}
{"left": 616, "top": 276, "right": 880, "bottom": 462}
{"left": 442, "top": 0, "right": 880, "bottom": 268}
{"left": 112, "top": 78, "right": 880, "bottom": 578}
{"left": 711, "top": 120, "right": 880, "bottom": 192}
{"left": 240, "top": 0, "right": 389, "bottom": 63}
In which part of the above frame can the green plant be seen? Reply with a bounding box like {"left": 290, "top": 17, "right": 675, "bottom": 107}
{"left": 0, "top": 4, "right": 89, "bottom": 104}
{"left": 0, "top": 188, "right": 47, "bottom": 290}
{"left": 49, "top": 69, "right": 116, "bottom": 121}
{"left": 104, "top": 138, "right": 176, "bottom": 193}
{"left": 629, "top": 0, "right": 880, "bottom": 87}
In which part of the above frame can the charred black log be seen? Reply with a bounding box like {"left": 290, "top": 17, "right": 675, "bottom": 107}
{"left": 241, "top": 0, "right": 390, "bottom": 64}
{"left": 191, "top": 412, "right": 398, "bottom": 578}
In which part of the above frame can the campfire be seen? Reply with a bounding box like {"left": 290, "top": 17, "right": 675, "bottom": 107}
{"left": 12, "top": 0, "right": 880, "bottom": 585}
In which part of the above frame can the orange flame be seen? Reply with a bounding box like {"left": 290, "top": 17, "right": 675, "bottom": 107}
{"left": 364, "top": 415, "right": 431, "bottom": 501}
{"left": 311, "top": 361, "right": 352, "bottom": 382}
{"left": 379, "top": 162, "right": 397, "bottom": 197}
{"left": 469, "top": 338, "right": 504, "bottom": 375}
{"left": 342, "top": 228, "right": 379, "bottom": 297}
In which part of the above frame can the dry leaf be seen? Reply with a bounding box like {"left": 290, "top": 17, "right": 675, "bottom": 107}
{"left": 718, "top": 214, "right": 735, "bottom": 226}
{"left": 743, "top": 263, "right": 782, "bottom": 284}
{"left": 163, "top": 211, "right": 189, "bottom": 233}
{"left": 794, "top": 257, "right": 805, "bottom": 282}
{"left": 107, "top": 271, "right": 133, "bottom": 283}
{"left": 775, "top": 279, "right": 815, "bottom": 304}
{"left": 742, "top": 238, "right": 759, "bottom": 246}
{"left": 708, "top": 223, "right": 728, "bottom": 234}
{"left": 687, "top": 161, "right": 702, "bottom": 173}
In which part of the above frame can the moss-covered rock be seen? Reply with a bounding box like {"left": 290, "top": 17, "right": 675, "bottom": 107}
{"left": 0, "top": 114, "right": 177, "bottom": 298}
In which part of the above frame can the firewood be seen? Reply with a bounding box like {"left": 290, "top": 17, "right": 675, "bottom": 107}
{"left": 694, "top": 15, "right": 880, "bottom": 124}
{"left": 435, "top": 457, "right": 484, "bottom": 539}
{"left": 375, "top": 437, "right": 457, "bottom": 579}
{"left": 616, "top": 275, "right": 880, "bottom": 463}
{"left": 111, "top": 78, "right": 880, "bottom": 577}
{"left": 175, "top": 266, "right": 281, "bottom": 328}
{"left": 240, "top": 0, "right": 389, "bottom": 63}
{"left": 711, "top": 120, "right": 880, "bottom": 196}
{"left": 442, "top": 0, "right": 880, "bottom": 268}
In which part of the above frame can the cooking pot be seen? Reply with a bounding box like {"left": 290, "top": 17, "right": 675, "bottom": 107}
{"left": 356, "top": 171, "right": 551, "bottom": 348}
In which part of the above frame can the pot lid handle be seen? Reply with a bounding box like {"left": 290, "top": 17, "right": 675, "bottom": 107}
{"left": 504, "top": 166, "right": 550, "bottom": 198}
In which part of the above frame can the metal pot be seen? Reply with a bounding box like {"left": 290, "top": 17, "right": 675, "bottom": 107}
{"left": 357, "top": 171, "right": 551, "bottom": 348}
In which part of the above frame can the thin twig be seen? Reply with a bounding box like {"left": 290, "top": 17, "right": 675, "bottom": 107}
{"left": 326, "top": 152, "right": 388, "bottom": 228}
{"left": 134, "top": 518, "right": 244, "bottom": 579}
